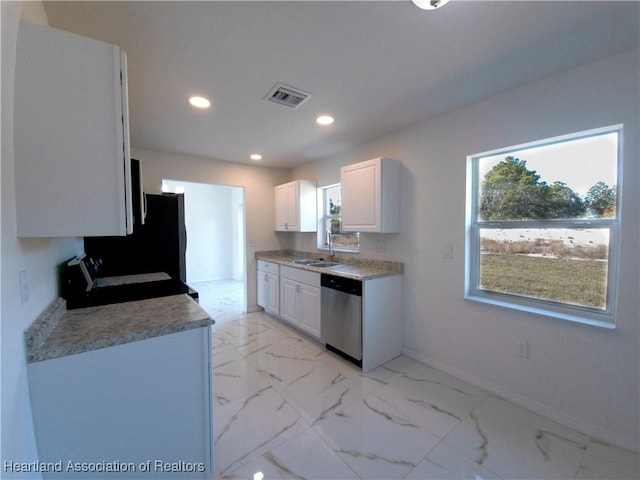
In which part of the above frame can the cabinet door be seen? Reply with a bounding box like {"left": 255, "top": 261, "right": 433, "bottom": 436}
{"left": 15, "top": 22, "right": 132, "bottom": 237}
{"left": 274, "top": 180, "right": 317, "bottom": 232}
{"left": 275, "top": 182, "right": 300, "bottom": 231}
{"left": 298, "top": 284, "right": 321, "bottom": 339}
{"left": 258, "top": 271, "right": 279, "bottom": 314}
{"left": 341, "top": 157, "right": 400, "bottom": 233}
{"left": 285, "top": 182, "right": 300, "bottom": 230}
{"left": 280, "top": 278, "right": 299, "bottom": 324}
{"left": 275, "top": 184, "right": 289, "bottom": 230}
{"left": 266, "top": 273, "right": 280, "bottom": 314}
{"left": 257, "top": 272, "right": 267, "bottom": 308}
{"left": 341, "top": 159, "right": 380, "bottom": 232}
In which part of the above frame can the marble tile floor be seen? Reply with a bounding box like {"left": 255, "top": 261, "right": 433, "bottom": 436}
{"left": 190, "top": 279, "right": 246, "bottom": 324}
{"left": 211, "top": 312, "right": 639, "bottom": 480}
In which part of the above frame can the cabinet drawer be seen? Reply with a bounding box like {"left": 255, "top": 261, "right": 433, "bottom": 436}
{"left": 280, "top": 265, "right": 320, "bottom": 287}
{"left": 258, "top": 260, "right": 279, "bottom": 274}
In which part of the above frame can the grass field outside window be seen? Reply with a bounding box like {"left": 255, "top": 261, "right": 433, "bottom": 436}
{"left": 466, "top": 126, "right": 621, "bottom": 327}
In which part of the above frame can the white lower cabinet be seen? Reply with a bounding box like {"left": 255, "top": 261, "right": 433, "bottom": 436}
{"left": 279, "top": 266, "right": 321, "bottom": 339}
{"left": 257, "top": 260, "right": 279, "bottom": 315}
{"left": 280, "top": 277, "right": 299, "bottom": 324}
{"left": 256, "top": 260, "right": 404, "bottom": 371}
{"left": 298, "top": 283, "right": 321, "bottom": 337}
{"left": 27, "top": 327, "right": 214, "bottom": 479}
{"left": 362, "top": 274, "right": 403, "bottom": 372}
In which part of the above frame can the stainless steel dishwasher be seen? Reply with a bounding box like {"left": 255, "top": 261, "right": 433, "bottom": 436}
{"left": 321, "top": 273, "right": 362, "bottom": 367}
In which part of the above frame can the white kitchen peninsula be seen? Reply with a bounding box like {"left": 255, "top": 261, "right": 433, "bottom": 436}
{"left": 24, "top": 295, "right": 215, "bottom": 479}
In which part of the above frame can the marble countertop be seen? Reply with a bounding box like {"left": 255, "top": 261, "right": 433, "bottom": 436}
{"left": 256, "top": 250, "right": 403, "bottom": 280}
{"left": 25, "top": 294, "right": 214, "bottom": 363}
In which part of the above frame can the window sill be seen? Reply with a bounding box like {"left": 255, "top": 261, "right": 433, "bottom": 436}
{"left": 464, "top": 292, "right": 615, "bottom": 330}
{"left": 317, "top": 246, "right": 360, "bottom": 255}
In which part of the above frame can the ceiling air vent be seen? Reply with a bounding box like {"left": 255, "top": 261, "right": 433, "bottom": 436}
{"left": 265, "top": 83, "right": 311, "bottom": 109}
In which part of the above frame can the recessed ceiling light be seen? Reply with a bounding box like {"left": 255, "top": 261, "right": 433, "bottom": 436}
{"left": 316, "top": 115, "right": 335, "bottom": 126}
{"left": 250, "top": 154, "right": 262, "bottom": 161}
{"left": 189, "top": 96, "right": 211, "bottom": 109}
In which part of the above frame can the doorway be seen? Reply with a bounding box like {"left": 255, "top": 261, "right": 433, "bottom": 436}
{"left": 163, "top": 179, "right": 246, "bottom": 321}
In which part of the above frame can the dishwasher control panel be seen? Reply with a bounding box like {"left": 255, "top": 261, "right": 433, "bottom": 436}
{"left": 320, "top": 274, "right": 362, "bottom": 296}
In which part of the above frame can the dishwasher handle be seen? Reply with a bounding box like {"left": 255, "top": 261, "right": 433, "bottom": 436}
{"left": 321, "top": 274, "right": 362, "bottom": 296}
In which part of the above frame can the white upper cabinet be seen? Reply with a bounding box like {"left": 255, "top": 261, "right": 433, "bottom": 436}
{"left": 274, "top": 180, "right": 317, "bottom": 232}
{"left": 341, "top": 157, "right": 401, "bottom": 233}
{"left": 14, "top": 22, "right": 132, "bottom": 237}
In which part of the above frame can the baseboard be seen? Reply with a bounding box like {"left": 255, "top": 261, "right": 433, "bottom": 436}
{"left": 403, "top": 347, "right": 639, "bottom": 454}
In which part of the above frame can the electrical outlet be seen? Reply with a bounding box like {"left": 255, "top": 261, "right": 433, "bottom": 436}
{"left": 517, "top": 340, "right": 529, "bottom": 359}
{"left": 376, "top": 240, "right": 387, "bottom": 253}
{"left": 19, "top": 270, "right": 29, "bottom": 305}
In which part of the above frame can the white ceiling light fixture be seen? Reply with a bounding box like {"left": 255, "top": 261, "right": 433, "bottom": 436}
{"left": 250, "top": 153, "right": 262, "bottom": 161}
{"left": 316, "top": 115, "right": 335, "bottom": 126}
{"left": 188, "top": 96, "right": 211, "bottom": 109}
{"left": 412, "top": 0, "right": 450, "bottom": 10}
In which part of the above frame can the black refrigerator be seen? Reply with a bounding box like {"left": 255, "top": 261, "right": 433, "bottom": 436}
{"left": 84, "top": 193, "right": 187, "bottom": 283}
{"left": 139, "top": 193, "right": 187, "bottom": 282}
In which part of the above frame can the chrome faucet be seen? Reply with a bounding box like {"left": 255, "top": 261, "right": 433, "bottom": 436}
{"left": 326, "top": 230, "right": 335, "bottom": 259}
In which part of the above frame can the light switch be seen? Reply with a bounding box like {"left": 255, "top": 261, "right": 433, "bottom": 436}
{"left": 441, "top": 243, "right": 453, "bottom": 259}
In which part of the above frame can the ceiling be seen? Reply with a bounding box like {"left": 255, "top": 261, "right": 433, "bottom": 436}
{"left": 43, "top": 1, "right": 639, "bottom": 169}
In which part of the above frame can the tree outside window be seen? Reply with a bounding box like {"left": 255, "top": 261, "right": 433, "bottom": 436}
{"left": 466, "top": 127, "right": 620, "bottom": 327}
{"left": 320, "top": 184, "right": 359, "bottom": 252}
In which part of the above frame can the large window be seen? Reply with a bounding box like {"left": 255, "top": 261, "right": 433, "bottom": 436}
{"left": 465, "top": 126, "right": 621, "bottom": 327}
{"left": 318, "top": 184, "right": 359, "bottom": 253}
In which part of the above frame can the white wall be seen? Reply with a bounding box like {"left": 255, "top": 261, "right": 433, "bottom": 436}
{"left": 231, "top": 187, "right": 245, "bottom": 282}
{"left": 1, "top": 3, "right": 83, "bottom": 478}
{"left": 165, "top": 180, "right": 237, "bottom": 283}
{"left": 185, "top": 183, "right": 233, "bottom": 283}
{"left": 132, "top": 147, "right": 289, "bottom": 311}
{"left": 290, "top": 50, "right": 640, "bottom": 451}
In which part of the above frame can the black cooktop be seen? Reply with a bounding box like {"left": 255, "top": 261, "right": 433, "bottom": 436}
{"left": 64, "top": 255, "right": 198, "bottom": 310}
{"left": 66, "top": 278, "right": 198, "bottom": 309}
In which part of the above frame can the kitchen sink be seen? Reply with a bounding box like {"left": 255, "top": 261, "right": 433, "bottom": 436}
{"left": 290, "top": 259, "right": 341, "bottom": 268}
{"left": 309, "top": 262, "right": 340, "bottom": 268}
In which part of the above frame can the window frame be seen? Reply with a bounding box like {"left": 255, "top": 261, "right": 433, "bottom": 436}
{"left": 317, "top": 183, "right": 360, "bottom": 254}
{"left": 464, "top": 125, "right": 623, "bottom": 329}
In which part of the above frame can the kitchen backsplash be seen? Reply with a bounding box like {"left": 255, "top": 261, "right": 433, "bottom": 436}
{"left": 256, "top": 249, "right": 404, "bottom": 275}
